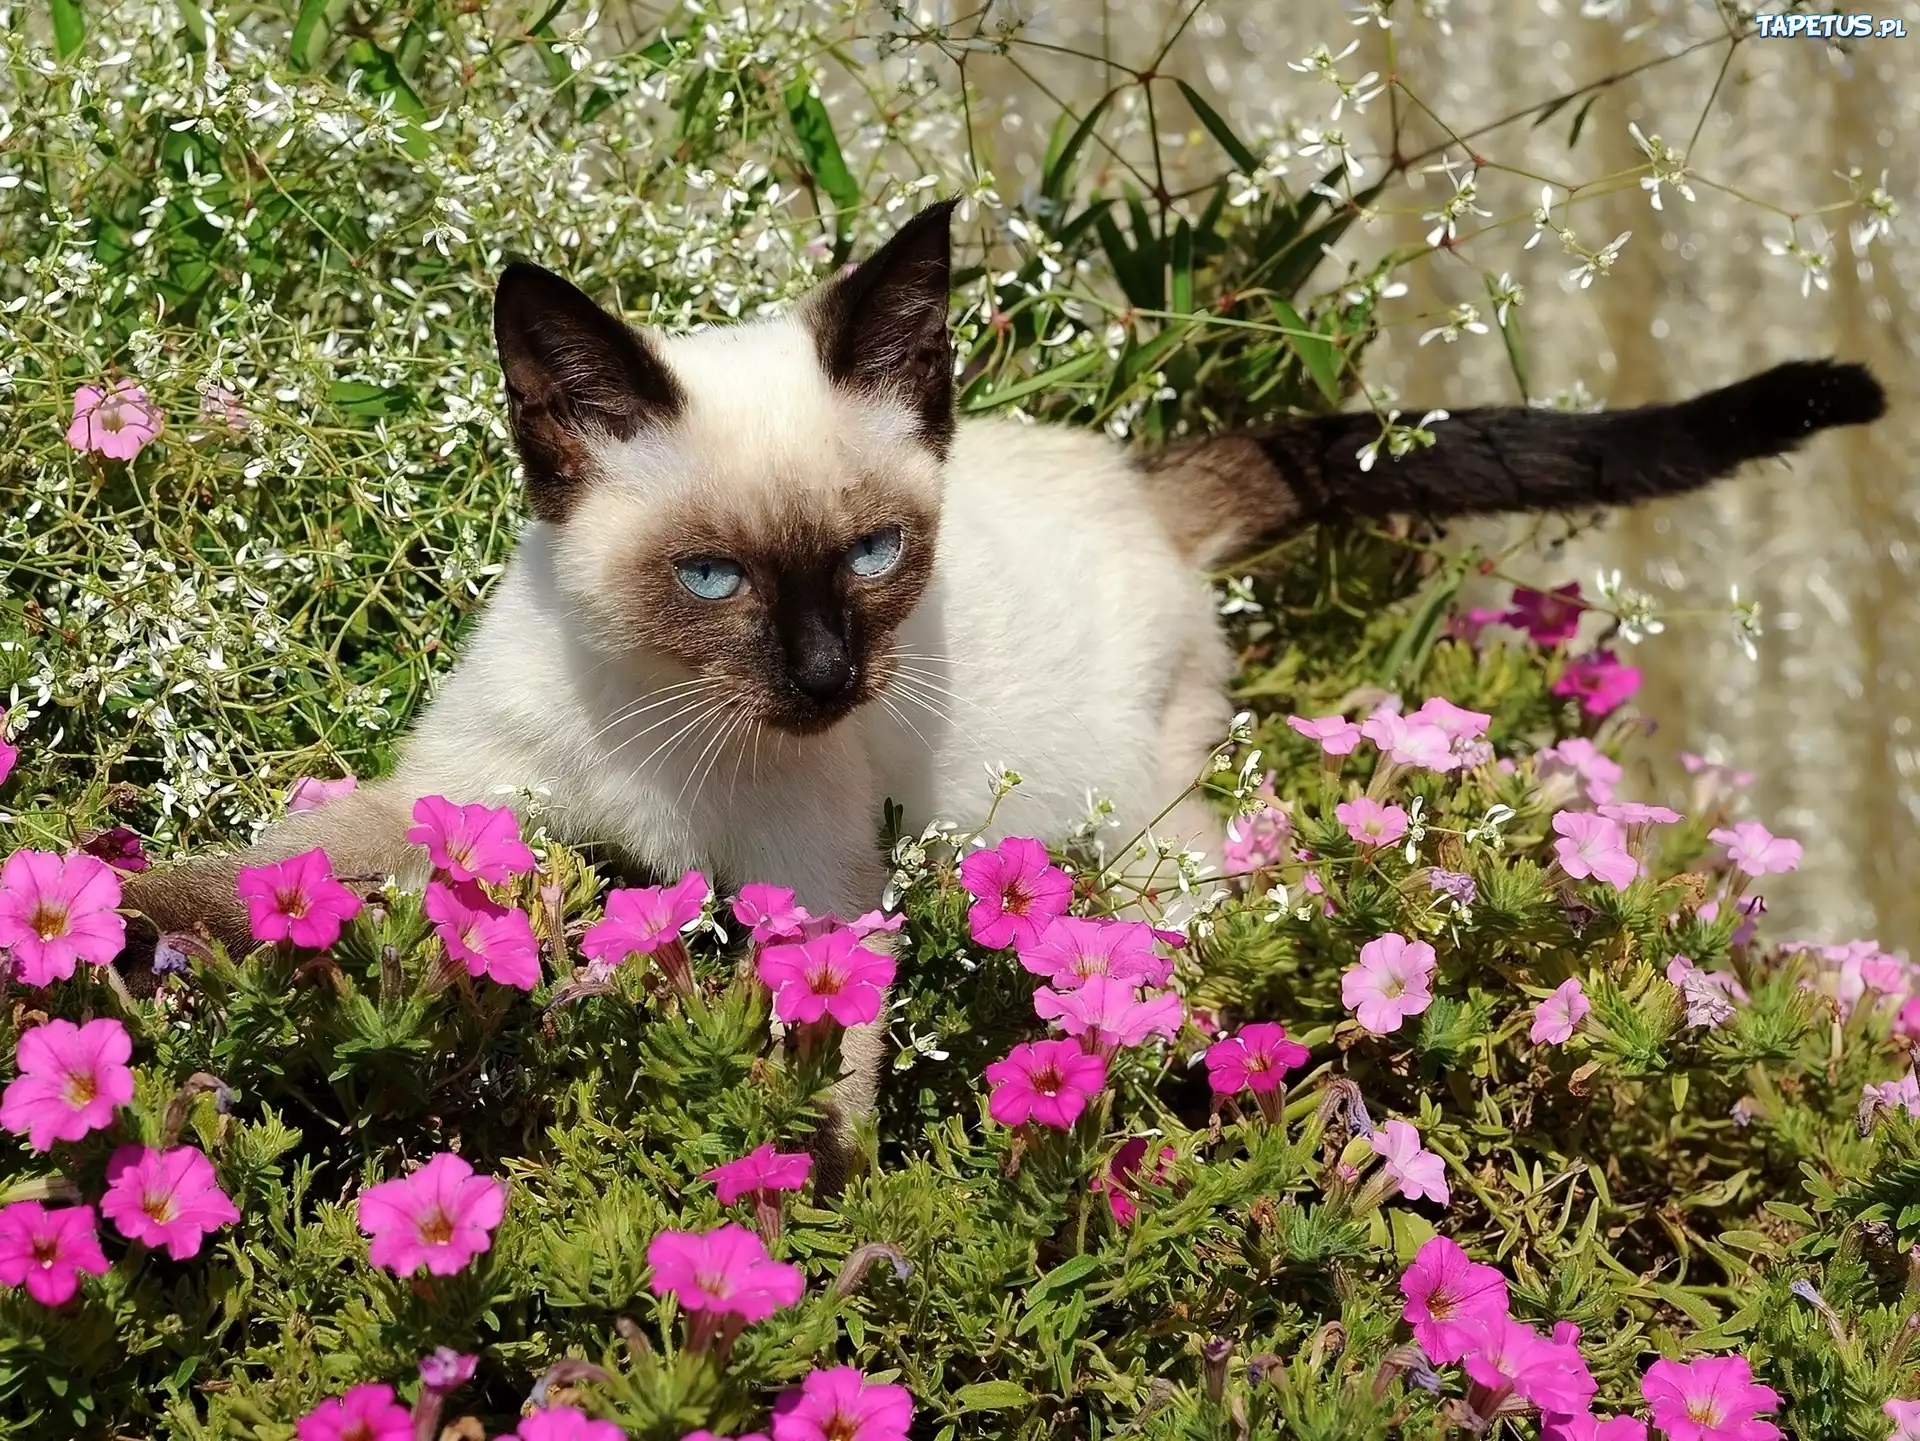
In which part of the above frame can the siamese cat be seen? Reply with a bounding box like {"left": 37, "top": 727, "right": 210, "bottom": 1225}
{"left": 126, "top": 198, "right": 1884, "bottom": 1041}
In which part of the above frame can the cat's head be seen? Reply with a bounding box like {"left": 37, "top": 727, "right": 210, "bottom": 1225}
{"left": 492, "top": 201, "right": 955, "bottom": 736}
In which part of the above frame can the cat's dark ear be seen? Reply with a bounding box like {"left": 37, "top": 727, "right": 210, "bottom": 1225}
{"left": 807, "top": 199, "right": 956, "bottom": 454}
{"left": 493, "top": 261, "right": 685, "bottom": 522}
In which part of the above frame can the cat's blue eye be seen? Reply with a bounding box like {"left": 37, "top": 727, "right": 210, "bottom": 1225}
{"left": 674, "top": 556, "right": 745, "bottom": 600}
{"left": 846, "top": 525, "right": 904, "bottom": 578}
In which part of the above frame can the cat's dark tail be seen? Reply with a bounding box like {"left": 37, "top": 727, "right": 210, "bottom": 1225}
{"left": 1140, "top": 359, "right": 1886, "bottom": 567}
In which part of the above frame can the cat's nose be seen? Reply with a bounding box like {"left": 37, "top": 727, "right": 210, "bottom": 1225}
{"left": 784, "top": 612, "right": 857, "bottom": 702}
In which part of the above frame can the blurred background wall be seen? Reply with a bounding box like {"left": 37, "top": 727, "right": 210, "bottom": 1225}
{"left": 946, "top": 0, "right": 1920, "bottom": 950}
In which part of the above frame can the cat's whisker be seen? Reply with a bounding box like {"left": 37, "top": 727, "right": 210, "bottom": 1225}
{"left": 623, "top": 695, "right": 733, "bottom": 790}
{"left": 584, "top": 677, "right": 727, "bottom": 747}
{"left": 678, "top": 703, "right": 748, "bottom": 813}
{"left": 874, "top": 693, "right": 933, "bottom": 753}
{"left": 598, "top": 686, "right": 732, "bottom": 763}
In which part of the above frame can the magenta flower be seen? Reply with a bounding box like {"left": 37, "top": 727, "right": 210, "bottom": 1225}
{"left": 1641, "top": 1355, "right": 1782, "bottom": 1441}
{"left": 100, "top": 1144, "right": 241, "bottom": 1260}
{"left": 1505, "top": 582, "right": 1585, "bottom": 646}
{"left": 704, "top": 1144, "right": 812, "bottom": 1205}
{"left": 985, "top": 1039, "right": 1107, "bottom": 1129}
{"left": 407, "top": 795, "right": 536, "bottom": 884}
{"left": 1093, "top": 1137, "right": 1175, "bottom": 1226}
{"left": 758, "top": 926, "right": 895, "bottom": 1027}
{"left": 1552, "top": 811, "right": 1639, "bottom": 892}
{"left": 287, "top": 774, "right": 358, "bottom": 812}
{"left": 1204, "top": 1023, "right": 1310, "bottom": 1096}
{"left": 1413, "top": 696, "right": 1492, "bottom": 741}
{"left": 357, "top": 1152, "right": 506, "bottom": 1276}
{"left": 581, "top": 870, "right": 710, "bottom": 978}
{"left": 646, "top": 1223, "right": 804, "bottom": 1324}
{"left": 419, "top": 1346, "right": 479, "bottom": 1390}
{"left": 0, "top": 1017, "right": 135, "bottom": 1151}
{"left": 67, "top": 379, "right": 163, "bottom": 460}
{"left": 1399, "top": 1235, "right": 1511, "bottom": 1364}
{"left": 79, "top": 826, "right": 149, "bottom": 874}
{"left": 1286, "top": 714, "right": 1363, "bottom": 755}
{"left": 1361, "top": 710, "right": 1456, "bottom": 771}
{"left": 1341, "top": 933, "right": 1437, "bottom": 1035}
{"left": 1886, "top": 1400, "right": 1920, "bottom": 1441}
{"left": 0, "top": 1201, "right": 109, "bottom": 1305}
{"left": 296, "top": 1384, "right": 412, "bottom": 1441}
{"left": 0, "top": 848, "right": 126, "bottom": 984}
{"left": 687, "top": 1432, "right": 768, "bottom": 1441}
{"left": 771, "top": 1366, "right": 913, "bottom": 1441}
{"left": 1033, "top": 975, "right": 1183, "bottom": 1055}
{"left": 1553, "top": 651, "right": 1642, "bottom": 716}
{"left": 1543, "top": 1416, "right": 1649, "bottom": 1441}
{"left": 424, "top": 879, "right": 541, "bottom": 990}
{"left": 1369, "top": 1119, "right": 1449, "bottom": 1205}
{"left": 235, "top": 847, "right": 363, "bottom": 949}
{"left": 1017, "top": 917, "right": 1172, "bottom": 990}
{"left": 1336, "top": 797, "right": 1410, "bottom": 848}
{"left": 1531, "top": 977, "right": 1591, "bottom": 1046}
{"left": 512, "top": 1411, "right": 629, "bottom": 1441}
{"left": 1460, "top": 1315, "right": 1597, "bottom": 1417}
{"left": 1708, "top": 822, "right": 1802, "bottom": 878}
{"left": 959, "top": 837, "right": 1072, "bottom": 951}
{"left": 733, "top": 883, "right": 811, "bottom": 944}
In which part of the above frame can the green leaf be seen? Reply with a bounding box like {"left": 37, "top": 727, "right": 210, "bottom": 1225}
{"left": 1376, "top": 561, "right": 1466, "bottom": 687}
{"left": 1486, "top": 273, "right": 1530, "bottom": 402}
{"left": 174, "top": 0, "right": 208, "bottom": 52}
{"left": 954, "top": 1381, "right": 1035, "bottom": 1413}
{"left": 1176, "top": 80, "right": 1260, "bottom": 173}
{"left": 1042, "top": 92, "right": 1114, "bottom": 208}
{"left": 1170, "top": 217, "right": 1193, "bottom": 314}
{"left": 1026, "top": 1252, "right": 1101, "bottom": 1303}
{"left": 963, "top": 350, "right": 1104, "bottom": 413}
{"left": 783, "top": 77, "right": 860, "bottom": 233}
{"left": 51, "top": 0, "right": 84, "bottom": 58}
{"left": 1269, "top": 297, "right": 1342, "bottom": 405}
{"left": 330, "top": 381, "right": 413, "bottom": 418}
{"left": 1568, "top": 95, "right": 1600, "bottom": 149}
{"left": 290, "top": 0, "right": 350, "bottom": 72}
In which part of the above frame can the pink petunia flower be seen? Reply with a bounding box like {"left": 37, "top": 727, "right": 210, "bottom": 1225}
{"left": 1224, "top": 774, "right": 1292, "bottom": 872}
{"left": 1093, "top": 1137, "right": 1175, "bottom": 1227}
{"left": 686, "top": 1432, "right": 768, "bottom": 1441}
{"left": 771, "top": 1366, "right": 913, "bottom": 1441}
{"left": 985, "top": 1039, "right": 1107, "bottom": 1129}
{"left": 1540, "top": 738, "right": 1623, "bottom": 807}
{"left": 357, "top": 1152, "right": 506, "bottom": 1277}
{"left": 1399, "top": 1235, "right": 1511, "bottom": 1364}
{"left": 1885, "top": 1399, "right": 1920, "bottom": 1441}
{"left": 407, "top": 796, "right": 536, "bottom": 884}
{"left": 1286, "top": 714, "right": 1364, "bottom": 756}
{"left": 1552, "top": 811, "right": 1639, "bottom": 892}
{"left": 1361, "top": 710, "right": 1457, "bottom": 771}
{"left": 0, "top": 708, "right": 15, "bottom": 788}
{"left": 1505, "top": 583, "right": 1585, "bottom": 647}
{"left": 1460, "top": 1315, "right": 1597, "bottom": 1418}
{"left": 79, "top": 826, "right": 149, "bottom": 874}
{"left": 960, "top": 837, "right": 1072, "bottom": 951}
{"left": 1032, "top": 975, "right": 1183, "bottom": 1055}
{"left": 296, "top": 1384, "right": 412, "bottom": 1441}
{"left": 1336, "top": 797, "right": 1410, "bottom": 848}
{"left": 581, "top": 870, "right": 710, "bottom": 992}
{"left": 0, "top": 1201, "right": 110, "bottom": 1305}
{"left": 1640, "top": 1355, "right": 1782, "bottom": 1441}
{"left": 646, "top": 1222, "right": 804, "bottom": 1327}
{"left": 235, "top": 848, "right": 363, "bottom": 949}
{"left": 1531, "top": 978, "right": 1591, "bottom": 1046}
{"left": 424, "top": 879, "right": 541, "bottom": 990}
{"left": 0, "top": 1017, "right": 136, "bottom": 1151}
{"left": 1413, "top": 696, "right": 1492, "bottom": 742}
{"left": 1341, "top": 933, "right": 1437, "bottom": 1035}
{"left": 1369, "top": 1119, "right": 1449, "bottom": 1205}
{"left": 1553, "top": 651, "right": 1642, "bottom": 716}
{"left": 733, "top": 883, "right": 811, "bottom": 944}
{"left": 100, "top": 1144, "right": 241, "bottom": 1260}
{"left": 704, "top": 1143, "right": 812, "bottom": 1205}
{"left": 0, "top": 848, "right": 126, "bottom": 984}
{"left": 757, "top": 926, "right": 895, "bottom": 1027}
{"left": 419, "top": 1346, "right": 479, "bottom": 1391}
{"left": 1708, "top": 822, "right": 1802, "bottom": 879}
{"left": 287, "top": 774, "right": 358, "bottom": 812}
{"left": 199, "top": 384, "right": 249, "bottom": 434}
{"left": 511, "top": 1410, "right": 628, "bottom": 1441}
{"left": 1598, "top": 802, "right": 1683, "bottom": 827}
{"left": 1449, "top": 606, "right": 1510, "bottom": 644}
{"left": 1542, "top": 1416, "right": 1650, "bottom": 1441}
{"left": 1017, "top": 917, "right": 1172, "bottom": 990}
{"left": 67, "top": 379, "right": 163, "bottom": 460}
{"left": 1667, "top": 956, "right": 1739, "bottom": 1031}
{"left": 1204, "top": 1023, "right": 1310, "bottom": 1108}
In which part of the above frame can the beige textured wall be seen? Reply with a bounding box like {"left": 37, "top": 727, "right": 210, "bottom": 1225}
{"left": 960, "top": 0, "right": 1920, "bottom": 950}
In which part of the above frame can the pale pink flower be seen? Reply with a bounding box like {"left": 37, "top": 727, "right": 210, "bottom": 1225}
{"left": 286, "top": 774, "right": 357, "bottom": 812}
{"left": 704, "top": 1144, "right": 812, "bottom": 1205}
{"left": 1541, "top": 738, "right": 1623, "bottom": 806}
{"left": 235, "top": 847, "right": 363, "bottom": 949}
{"left": 1204, "top": 1023, "right": 1310, "bottom": 1095}
{"left": 1398, "top": 1235, "right": 1510, "bottom": 1364}
{"left": 100, "top": 1144, "right": 241, "bottom": 1259}
{"left": 1862, "top": 1073, "right": 1920, "bottom": 1122}
{"left": 1032, "top": 975, "right": 1183, "bottom": 1054}
{"left": 1885, "top": 1399, "right": 1920, "bottom": 1441}
{"left": 67, "top": 379, "right": 163, "bottom": 460}
{"left": 1286, "top": 714, "right": 1363, "bottom": 755}
{"left": 1017, "top": 917, "right": 1172, "bottom": 989}
{"left": 1224, "top": 774, "right": 1291, "bottom": 872}
{"left": 406, "top": 796, "right": 536, "bottom": 883}
{"left": 985, "top": 1039, "right": 1107, "bottom": 1128}
{"left": 1413, "top": 696, "right": 1492, "bottom": 741}
{"left": 0, "top": 1201, "right": 109, "bottom": 1305}
{"left": 0, "top": 1017, "right": 135, "bottom": 1151}
{"left": 1361, "top": 710, "right": 1456, "bottom": 771}
{"left": 1336, "top": 797, "right": 1409, "bottom": 848}
{"left": 419, "top": 1347, "right": 479, "bottom": 1391}
{"left": 844, "top": 909, "right": 903, "bottom": 940}
{"left": 296, "top": 1384, "right": 412, "bottom": 1441}
{"left": 959, "top": 837, "right": 1072, "bottom": 951}
{"left": 1598, "top": 802, "right": 1683, "bottom": 827}
{"left": 1708, "top": 822, "right": 1802, "bottom": 878}
{"left": 199, "top": 384, "right": 249, "bottom": 434}
{"left": 1505, "top": 583, "right": 1584, "bottom": 646}
{"left": 733, "top": 883, "right": 811, "bottom": 944}
{"left": 1460, "top": 1315, "right": 1597, "bottom": 1417}
{"left": 771, "top": 1366, "right": 913, "bottom": 1441}
{"left": 646, "top": 1223, "right": 804, "bottom": 1323}
{"left": 1531, "top": 978, "right": 1591, "bottom": 1046}
{"left": 1369, "top": 1119, "right": 1449, "bottom": 1204}
{"left": 1640, "top": 1355, "right": 1781, "bottom": 1441}
{"left": 357, "top": 1152, "right": 506, "bottom": 1276}
{"left": 1552, "top": 811, "right": 1639, "bottom": 891}
{"left": 1341, "top": 933, "right": 1437, "bottom": 1035}
{"left": 1092, "top": 1137, "right": 1175, "bottom": 1227}
{"left": 1667, "top": 956, "right": 1739, "bottom": 1030}
{"left": 0, "top": 848, "right": 126, "bottom": 984}
{"left": 425, "top": 880, "right": 541, "bottom": 990}
{"left": 758, "top": 926, "right": 895, "bottom": 1027}
{"left": 0, "top": 709, "right": 15, "bottom": 788}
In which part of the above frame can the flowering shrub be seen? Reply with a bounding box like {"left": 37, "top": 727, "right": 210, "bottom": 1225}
{"left": 2, "top": 1, "right": 1917, "bottom": 1439}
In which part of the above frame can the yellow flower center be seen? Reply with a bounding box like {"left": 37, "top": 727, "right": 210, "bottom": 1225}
{"left": 27, "top": 900, "right": 70, "bottom": 940}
